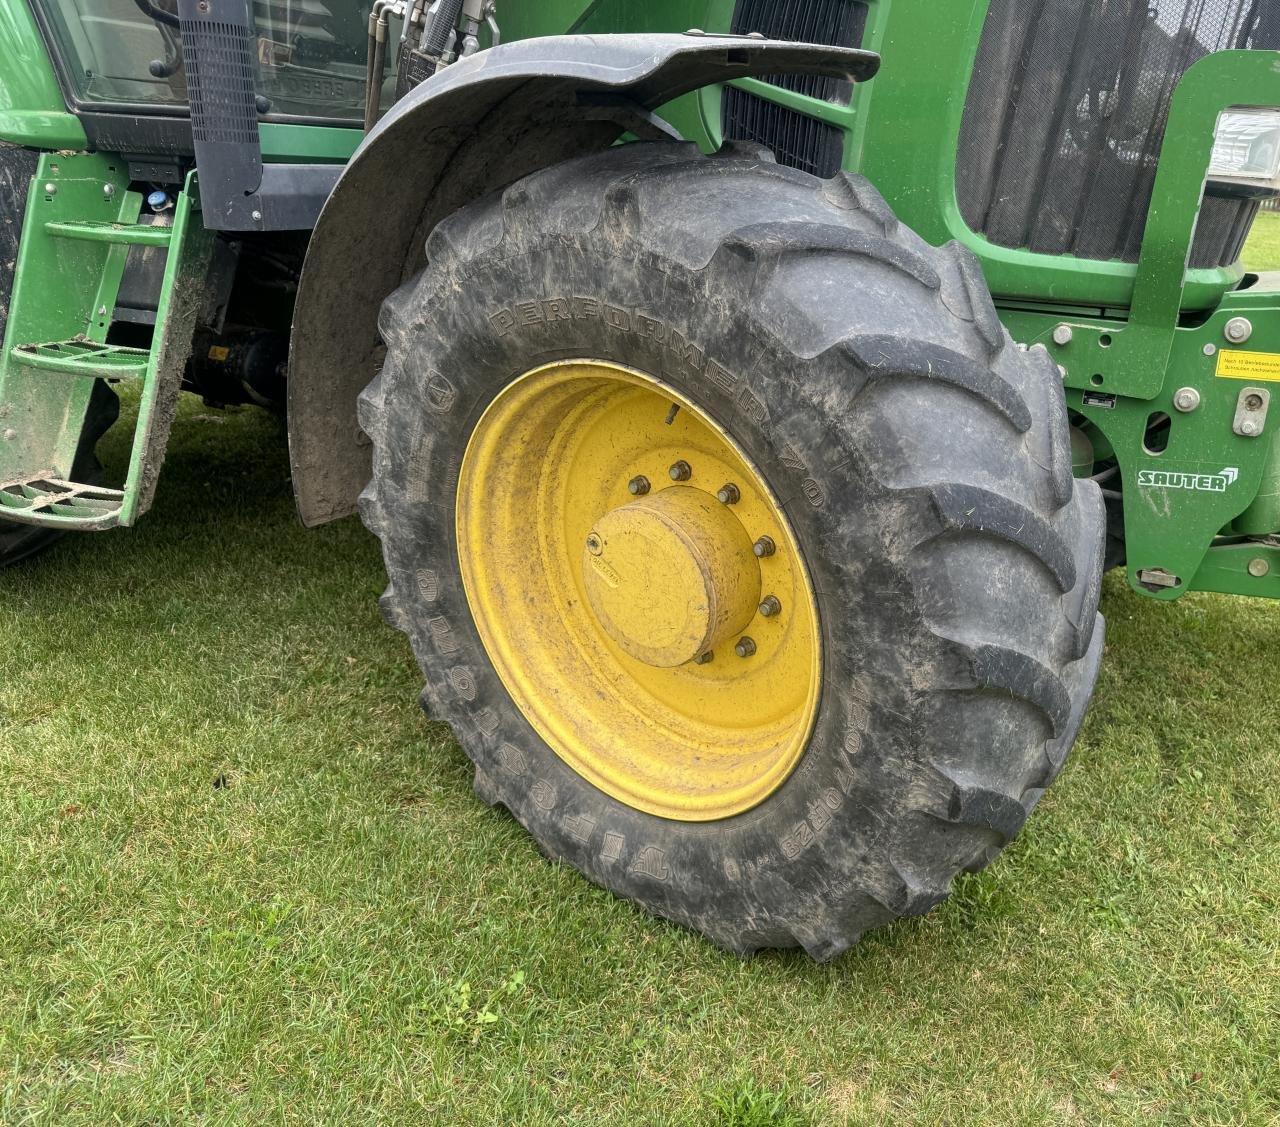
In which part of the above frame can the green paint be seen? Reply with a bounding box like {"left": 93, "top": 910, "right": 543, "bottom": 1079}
{"left": 0, "top": 152, "right": 210, "bottom": 529}
{"left": 0, "top": 2, "right": 86, "bottom": 147}
{"left": 259, "top": 123, "right": 361, "bottom": 164}
{"left": 119, "top": 169, "right": 213, "bottom": 526}
{"left": 0, "top": 152, "right": 133, "bottom": 491}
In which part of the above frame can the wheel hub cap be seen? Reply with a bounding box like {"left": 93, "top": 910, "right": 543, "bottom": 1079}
{"left": 583, "top": 486, "right": 760, "bottom": 668}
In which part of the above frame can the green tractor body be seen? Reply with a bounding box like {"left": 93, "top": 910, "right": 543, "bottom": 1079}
{"left": 2, "top": 0, "right": 1277, "bottom": 955}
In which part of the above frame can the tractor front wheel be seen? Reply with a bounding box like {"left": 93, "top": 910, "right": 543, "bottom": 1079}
{"left": 358, "top": 142, "right": 1106, "bottom": 959}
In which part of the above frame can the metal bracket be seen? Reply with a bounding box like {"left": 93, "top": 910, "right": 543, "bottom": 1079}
{"left": 1232, "top": 385, "right": 1270, "bottom": 437}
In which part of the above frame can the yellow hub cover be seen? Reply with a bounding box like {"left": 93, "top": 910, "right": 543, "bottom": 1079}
{"left": 583, "top": 486, "right": 760, "bottom": 669}
{"left": 456, "top": 360, "right": 820, "bottom": 821}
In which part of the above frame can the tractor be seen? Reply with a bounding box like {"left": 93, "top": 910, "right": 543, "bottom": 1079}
{"left": 3, "top": 0, "right": 1278, "bottom": 961}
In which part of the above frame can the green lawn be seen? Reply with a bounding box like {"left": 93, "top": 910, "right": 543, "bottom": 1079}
{"left": 1242, "top": 208, "right": 1280, "bottom": 272}
{"left": 2, "top": 390, "right": 1278, "bottom": 1125}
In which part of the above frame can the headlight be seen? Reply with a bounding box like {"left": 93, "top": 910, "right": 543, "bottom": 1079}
{"left": 1209, "top": 108, "right": 1280, "bottom": 193}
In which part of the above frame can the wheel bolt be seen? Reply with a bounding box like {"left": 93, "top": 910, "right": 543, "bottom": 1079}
{"left": 752, "top": 536, "right": 776, "bottom": 558}
{"left": 758, "top": 595, "right": 781, "bottom": 618}
{"left": 735, "top": 637, "right": 757, "bottom": 658}
{"left": 716, "top": 483, "right": 740, "bottom": 505}
{"left": 585, "top": 533, "right": 602, "bottom": 555}
{"left": 668, "top": 460, "right": 692, "bottom": 482}
{"left": 627, "top": 475, "right": 651, "bottom": 496}
{"left": 694, "top": 651, "right": 714, "bottom": 665}
{"left": 1225, "top": 316, "right": 1254, "bottom": 345}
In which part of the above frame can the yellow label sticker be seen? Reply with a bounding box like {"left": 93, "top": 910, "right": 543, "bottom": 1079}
{"left": 207, "top": 345, "right": 230, "bottom": 362}
{"left": 1216, "top": 348, "right": 1280, "bottom": 382}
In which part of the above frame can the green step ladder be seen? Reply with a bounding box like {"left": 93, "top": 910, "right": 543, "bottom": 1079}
{"left": 0, "top": 151, "right": 213, "bottom": 531}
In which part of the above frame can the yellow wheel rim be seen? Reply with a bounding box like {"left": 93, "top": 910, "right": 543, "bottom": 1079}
{"left": 457, "top": 360, "right": 820, "bottom": 821}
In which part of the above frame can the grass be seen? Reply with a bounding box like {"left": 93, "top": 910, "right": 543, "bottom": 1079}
{"left": 1242, "top": 208, "right": 1280, "bottom": 272}
{"left": 1, "top": 391, "right": 1278, "bottom": 1126}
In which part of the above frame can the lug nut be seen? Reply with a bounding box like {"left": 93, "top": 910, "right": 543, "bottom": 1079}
{"left": 627, "top": 475, "right": 650, "bottom": 496}
{"left": 758, "top": 595, "right": 781, "bottom": 618}
{"left": 585, "top": 533, "right": 603, "bottom": 555}
{"left": 734, "top": 637, "right": 757, "bottom": 658}
{"left": 716, "top": 483, "right": 740, "bottom": 505}
{"left": 752, "top": 536, "right": 776, "bottom": 558}
{"left": 668, "top": 460, "right": 692, "bottom": 482}
{"left": 694, "top": 651, "right": 714, "bottom": 665}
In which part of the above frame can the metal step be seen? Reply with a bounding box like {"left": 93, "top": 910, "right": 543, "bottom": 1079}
{"left": 0, "top": 473, "right": 124, "bottom": 530}
{"left": 43, "top": 219, "right": 172, "bottom": 247}
{"left": 0, "top": 152, "right": 212, "bottom": 532}
{"left": 8, "top": 339, "right": 150, "bottom": 378}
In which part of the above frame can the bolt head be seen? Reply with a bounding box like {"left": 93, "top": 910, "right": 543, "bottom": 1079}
{"left": 668, "top": 460, "right": 692, "bottom": 482}
{"left": 694, "top": 651, "right": 714, "bottom": 665}
{"left": 251, "top": 209, "right": 263, "bottom": 222}
{"left": 585, "top": 533, "right": 603, "bottom": 556}
{"left": 1241, "top": 419, "right": 1260, "bottom": 436}
{"left": 102, "top": 184, "right": 115, "bottom": 198}
{"left": 1248, "top": 557, "right": 1271, "bottom": 577}
{"left": 716, "top": 483, "right": 740, "bottom": 505}
{"left": 1224, "top": 316, "right": 1253, "bottom": 345}
{"left": 1052, "top": 324, "right": 1073, "bottom": 346}
{"left": 758, "top": 595, "right": 781, "bottom": 618}
{"left": 43, "top": 183, "right": 56, "bottom": 195}
{"left": 734, "top": 636, "right": 757, "bottom": 658}
{"left": 1173, "top": 387, "right": 1200, "bottom": 413}
{"left": 2, "top": 428, "right": 16, "bottom": 441}
{"left": 752, "top": 535, "right": 776, "bottom": 558}
{"left": 1203, "top": 343, "right": 1218, "bottom": 357}
{"left": 627, "top": 475, "right": 650, "bottom": 497}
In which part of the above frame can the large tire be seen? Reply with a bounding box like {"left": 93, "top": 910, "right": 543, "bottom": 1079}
{"left": 359, "top": 142, "right": 1106, "bottom": 959}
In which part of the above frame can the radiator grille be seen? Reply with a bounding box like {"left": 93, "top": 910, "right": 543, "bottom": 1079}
{"left": 721, "top": 0, "right": 868, "bottom": 178}
{"left": 956, "top": 0, "right": 1280, "bottom": 268}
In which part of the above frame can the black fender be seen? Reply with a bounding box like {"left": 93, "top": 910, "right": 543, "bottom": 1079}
{"left": 287, "top": 32, "right": 879, "bottom": 526}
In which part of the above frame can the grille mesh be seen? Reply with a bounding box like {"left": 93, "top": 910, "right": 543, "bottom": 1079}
{"left": 181, "top": 17, "right": 258, "bottom": 145}
{"left": 721, "top": 0, "right": 868, "bottom": 178}
{"left": 956, "top": 0, "right": 1280, "bottom": 268}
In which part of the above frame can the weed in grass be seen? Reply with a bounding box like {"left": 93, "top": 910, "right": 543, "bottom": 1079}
{"left": 710, "top": 1079, "right": 809, "bottom": 1127}
{"left": 430, "top": 969, "right": 528, "bottom": 1045}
